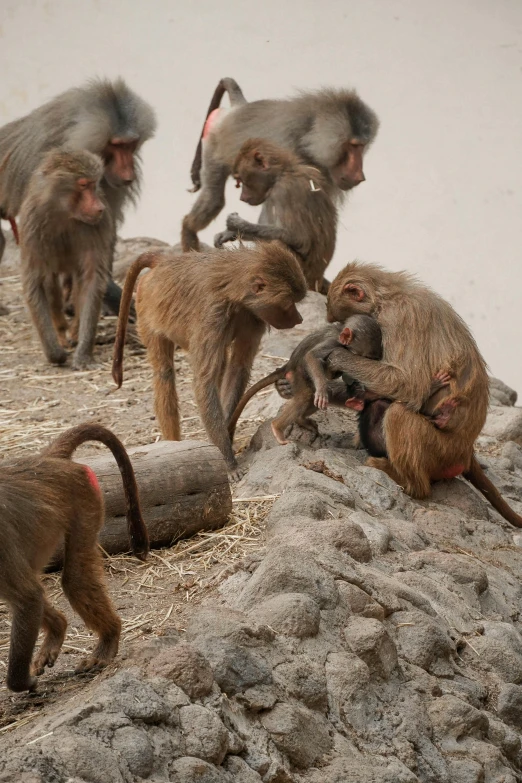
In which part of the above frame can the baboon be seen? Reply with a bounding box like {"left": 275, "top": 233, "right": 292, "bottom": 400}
{"left": 1, "top": 423, "right": 149, "bottom": 693}
{"left": 19, "top": 150, "right": 113, "bottom": 369}
{"left": 0, "top": 78, "right": 156, "bottom": 314}
{"left": 214, "top": 138, "right": 337, "bottom": 293}
{"left": 112, "top": 243, "right": 307, "bottom": 479}
{"left": 229, "top": 316, "right": 452, "bottom": 445}
{"left": 182, "top": 79, "right": 378, "bottom": 251}
{"left": 325, "top": 261, "right": 522, "bottom": 528}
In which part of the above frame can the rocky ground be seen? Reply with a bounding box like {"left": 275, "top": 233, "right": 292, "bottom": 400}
{"left": 3, "top": 236, "right": 522, "bottom": 782}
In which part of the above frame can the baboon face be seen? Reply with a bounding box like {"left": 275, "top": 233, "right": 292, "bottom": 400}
{"left": 234, "top": 151, "right": 276, "bottom": 206}
{"left": 71, "top": 178, "right": 106, "bottom": 225}
{"left": 331, "top": 140, "right": 366, "bottom": 191}
{"left": 103, "top": 138, "right": 139, "bottom": 187}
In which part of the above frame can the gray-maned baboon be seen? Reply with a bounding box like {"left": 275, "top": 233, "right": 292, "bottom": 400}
{"left": 1, "top": 423, "right": 148, "bottom": 692}
{"left": 325, "top": 261, "right": 522, "bottom": 528}
{"left": 181, "top": 79, "right": 379, "bottom": 251}
{"left": 19, "top": 149, "right": 113, "bottom": 369}
{"left": 112, "top": 243, "right": 307, "bottom": 479}
{"left": 0, "top": 78, "right": 156, "bottom": 314}
{"left": 214, "top": 138, "right": 337, "bottom": 293}
{"left": 229, "top": 316, "right": 452, "bottom": 445}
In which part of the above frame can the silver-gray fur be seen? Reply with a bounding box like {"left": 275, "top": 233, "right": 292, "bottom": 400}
{"left": 182, "top": 83, "right": 379, "bottom": 251}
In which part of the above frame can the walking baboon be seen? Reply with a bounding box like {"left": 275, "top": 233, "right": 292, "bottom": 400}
{"left": 0, "top": 78, "right": 156, "bottom": 314}
{"left": 19, "top": 149, "right": 113, "bottom": 368}
{"left": 214, "top": 138, "right": 337, "bottom": 292}
{"left": 1, "top": 423, "right": 148, "bottom": 692}
{"left": 112, "top": 243, "right": 307, "bottom": 479}
{"left": 325, "top": 261, "right": 522, "bottom": 528}
{"left": 182, "top": 80, "right": 378, "bottom": 251}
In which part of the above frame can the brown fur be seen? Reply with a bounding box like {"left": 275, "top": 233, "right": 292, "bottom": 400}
{"left": 325, "top": 262, "right": 522, "bottom": 528}
{"left": 1, "top": 423, "right": 148, "bottom": 693}
{"left": 214, "top": 139, "right": 337, "bottom": 293}
{"left": 19, "top": 150, "right": 113, "bottom": 369}
{"left": 182, "top": 83, "right": 378, "bottom": 251}
{"left": 0, "top": 78, "right": 156, "bottom": 314}
{"left": 112, "top": 243, "right": 307, "bottom": 478}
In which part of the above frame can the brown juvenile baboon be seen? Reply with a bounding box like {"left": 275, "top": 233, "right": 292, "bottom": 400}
{"left": 1, "top": 423, "right": 149, "bottom": 693}
{"left": 325, "top": 261, "right": 522, "bottom": 528}
{"left": 0, "top": 78, "right": 156, "bottom": 314}
{"left": 229, "top": 316, "right": 452, "bottom": 445}
{"left": 214, "top": 139, "right": 337, "bottom": 293}
{"left": 19, "top": 150, "right": 113, "bottom": 369}
{"left": 182, "top": 80, "right": 378, "bottom": 251}
{"left": 112, "top": 243, "right": 307, "bottom": 479}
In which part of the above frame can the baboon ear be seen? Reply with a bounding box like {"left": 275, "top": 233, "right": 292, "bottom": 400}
{"left": 342, "top": 283, "right": 365, "bottom": 302}
{"left": 252, "top": 277, "right": 267, "bottom": 294}
{"left": 253, "top": 151, "right": 268, "bottom": 169}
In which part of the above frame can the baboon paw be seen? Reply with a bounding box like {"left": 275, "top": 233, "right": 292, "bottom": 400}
{"left": 7, "top": 675, "right": 38, "bottom": 693}
{"left": 72, "top": 355, "right": 98, "bottom": 371}
{"left": 214, "top": 230, "right": 237, "bottom": 248}
{"left": 228, "top": 465, "right": 245, "bottom": 483}
{"left": 33, "top": 647, "right": 61, "bottom": 674}
{"left": 314, "top": 391, "right": 329, "bottom": 410}
{"left": 48, "top": 348, "right": 68, "bottom": 365}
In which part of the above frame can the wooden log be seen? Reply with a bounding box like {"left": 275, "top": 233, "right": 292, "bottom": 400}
{"left": 77, "top": 440, "right": 231, "bottom": 556}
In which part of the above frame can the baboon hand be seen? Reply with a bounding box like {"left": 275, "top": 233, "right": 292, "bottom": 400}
{"left": 214, "top": 229, "right": 238, "bottom": 248}
{"left": 226, "top": 212, "right": 247, "bottom": 232}
{"left": 314, "top": 388, "right": 329, "bottom": 410}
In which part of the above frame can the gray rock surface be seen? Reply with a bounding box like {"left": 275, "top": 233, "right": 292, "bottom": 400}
{"left": 3, "top": 286, "right": 522, "bottom": 783}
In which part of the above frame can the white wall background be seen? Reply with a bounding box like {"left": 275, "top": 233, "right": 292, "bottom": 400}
{"left": 1, "top": 0, "right": 521, "bottom": 392}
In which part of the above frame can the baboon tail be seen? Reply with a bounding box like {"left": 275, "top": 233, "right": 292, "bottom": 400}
{"left": 464, "top": 454, "right": 522, "bottom": 528}
{"left": 112, "top": 252, "right": 157, "bottom": 389}
{"left": 189, "top": 77, "right": 246, "bottom": 192}
{"left": 228, "top": 367, "right": 286, "bottom": 439}
{"left": 43, "top": 423, "right": 149, "bottom": 560}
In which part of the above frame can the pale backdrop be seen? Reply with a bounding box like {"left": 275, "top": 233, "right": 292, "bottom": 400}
{"left": 1, "top": 0, "right": 521, "bottom": 392}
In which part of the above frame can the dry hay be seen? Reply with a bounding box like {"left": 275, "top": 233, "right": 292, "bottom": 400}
{"left": 0, "top": 266, "right": 286, "bottom": 732}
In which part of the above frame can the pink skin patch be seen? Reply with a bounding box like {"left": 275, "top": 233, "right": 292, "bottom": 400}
{"left": 203, "top": 108, "right": 222, "bottom": 139}
{"left": 438, "top": 464, "right": 465, "bottom": 480}
{"left": 83, "top": 465, "right": 101, "bottom": 496}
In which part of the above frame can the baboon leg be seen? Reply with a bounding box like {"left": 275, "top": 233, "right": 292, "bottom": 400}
{"left": 146, "top": 330, "right": 180, "bottom": 440}
{"left": 23, "top": 269, "right": 68, "bottom": 365}
{"left": 365, "top": 456, "right": 408, "bottom": 488}
{"left": 47, "top": 275, "right": 70, "bottom": 348}
{"left": 221, "top": 323, "right": 264, "bottom": 424}
{"left": 72, "top": 254, "right": 108, "bottom": 369}
{"left": 4, "top": 576, "right": 44, "bottom": 692}
{"left": 62, "top": 504, "right": 121, "bottom": 672}
{"left": 272, "top": 391, "right": 314, "bottom": 446}
{"left": 32, "top": 595, "right": 67, "bottom": 675}
{"left": 181, "top": 162, "right": 229, "bottom": 251}
{"left": 379, "top": 403, "right": 437, "bottom": 498}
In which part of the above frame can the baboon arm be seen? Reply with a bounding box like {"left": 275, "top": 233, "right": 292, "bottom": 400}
{"left": 327, "top": 347, "right": 411, "bottom": 402}
{"left": 303, "top": 351, "right": 329, "bottom": 393}
{"left": 225, "top": 216, "right": 298, "bottom": 250}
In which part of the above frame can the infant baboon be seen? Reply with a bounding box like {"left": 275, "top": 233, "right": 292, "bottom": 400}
{"left": 19, "top": 149, "right": 113, "bottom": 369}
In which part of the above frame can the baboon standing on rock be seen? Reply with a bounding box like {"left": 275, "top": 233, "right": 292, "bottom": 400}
{"left": 0, "top": 78, "right": 156, "bottom": 313}
{"left": 182, "top": 79, "right": 379, "bottom": 251}
{"left": 325, "top": 262, "right": 522, "bottom": 528}
{"left": 112, "top": 243, "right": 307, "bottom": 479}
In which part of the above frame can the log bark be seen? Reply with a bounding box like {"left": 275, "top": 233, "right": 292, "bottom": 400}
{"left": 75, "top": 439, "right": 231, "bottom": 557}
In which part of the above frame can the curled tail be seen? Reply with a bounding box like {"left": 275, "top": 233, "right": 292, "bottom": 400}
{"left": 190, "top": 77, "right": 246, "bottom": 192}
{"left": 464, "top": 454, "right": 522, "bottom": 528}
{"left": 112, "top": 252, "right": 158, "bottom": 389}
{"left": 228, "top": 367, "right": 286, "bottom": 439}
{"left": 43, "top": 423, "right": 149, "bottom": 560}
